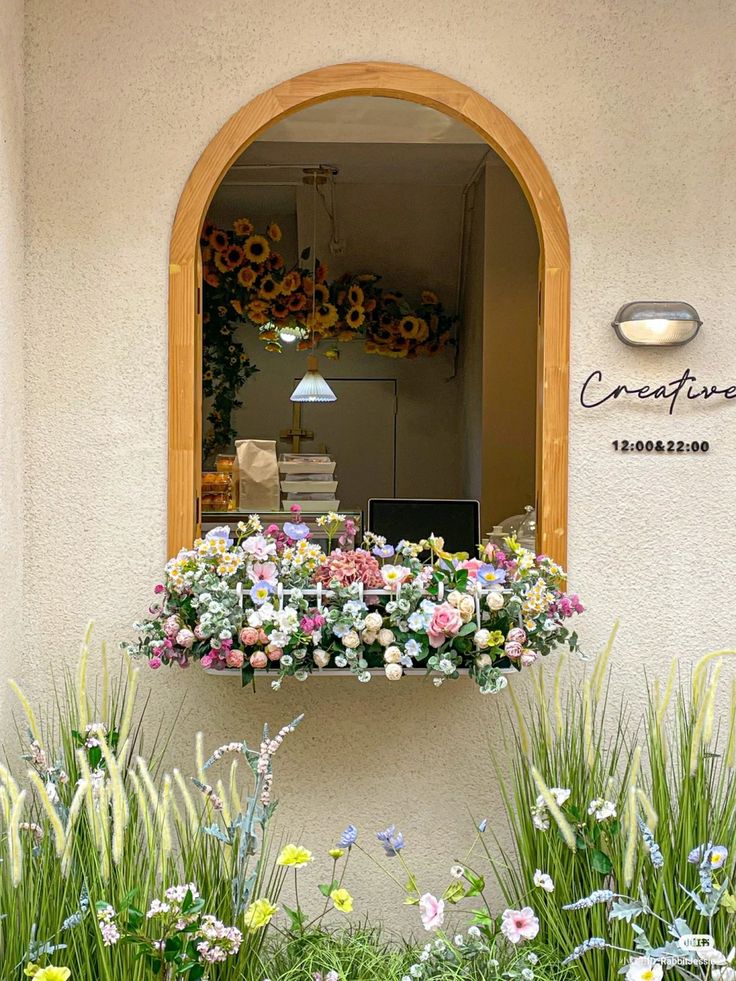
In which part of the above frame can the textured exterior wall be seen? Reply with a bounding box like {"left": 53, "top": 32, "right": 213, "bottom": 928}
{"left": 17, "top": 0, "right": 736, "bottom": 921}
{"left": 0, "top": 0, "right": 24, "bottom": 724}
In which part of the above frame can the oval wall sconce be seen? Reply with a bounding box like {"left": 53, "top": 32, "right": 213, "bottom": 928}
{"left": 613, "top": 301, "right": 702, "bottom": 347}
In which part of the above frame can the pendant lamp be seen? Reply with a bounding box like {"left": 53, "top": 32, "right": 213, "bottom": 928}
{"left": 290, "top": 355, "right": 336, "bottom": 402}
{"left": 290, "top": 166, "right": 338, "bottom": 404}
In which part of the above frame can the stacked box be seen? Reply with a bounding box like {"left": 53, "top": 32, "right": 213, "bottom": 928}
{"left": 279, "top": 453, "right": 339, "bottom": 512}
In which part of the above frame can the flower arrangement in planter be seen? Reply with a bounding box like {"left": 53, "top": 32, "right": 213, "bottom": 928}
{"left": 126, "top": 510, "right": 583, "bottom": 692}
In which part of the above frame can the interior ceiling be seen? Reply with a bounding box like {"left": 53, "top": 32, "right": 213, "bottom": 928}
{"left": 219, "top": 96, "right": 501, "bottom": 189}
{"left": 224, "top": 141, "right": 493, "bottom": 187}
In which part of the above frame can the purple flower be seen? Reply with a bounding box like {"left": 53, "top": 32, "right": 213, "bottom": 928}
{"left": 477, "top": 564, "right": 507, "bottom": 587}
{"left": 372, "top": 544, "right": 395, "bottom": 559}
{"left": 250, "top": 581, "right": 274, "bottom": 605}
{"left": 339, "top": 824, "right": 358, "bottom": 848}
{"left": 377, "top": 825, "right": 405, "bottom": 857}
{"left": 283, "top": 521, "right": 310, "bottom": 541}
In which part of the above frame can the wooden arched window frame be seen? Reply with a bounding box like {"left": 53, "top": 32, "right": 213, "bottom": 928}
{"left": 168, "top": 62, "right": 570, "bottom": 565}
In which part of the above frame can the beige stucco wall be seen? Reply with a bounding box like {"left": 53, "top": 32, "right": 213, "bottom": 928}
{"left": 11, "top": 0, "right": 736, "bottom": 923}
{"left": 0, "top": 0, "right": 24, "bottom": 725}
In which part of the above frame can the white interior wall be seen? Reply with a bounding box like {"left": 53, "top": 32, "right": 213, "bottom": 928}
{"left": 0, "top": 0, "right": 24, "bottom": 723}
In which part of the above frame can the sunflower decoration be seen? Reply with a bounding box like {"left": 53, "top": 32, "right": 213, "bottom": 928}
{"left": 200, "top": 216, "right": 457, "bottom": 458}
{"left": 243, "top": 235, "right": 270, "bottom": 264}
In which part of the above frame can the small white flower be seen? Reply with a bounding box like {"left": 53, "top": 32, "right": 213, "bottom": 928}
{"left": 384, "top": 645, "right": 402, "bottom": 664}
{"left": 342, "top": 630, "right": 360, "bottom": 649}
{"left": 486, "top": 590, "right": 505, "bottom": 611}
{"left": 385, "top": 663, "right": 403, "bottom": 681}
{"left": 588, "top": 798, "right": 617, "bottom": 822}
{"left": 378, "top": 628, "right": 395, "bottom": 646}
{"left": 454, "top": 934, "right": 464, "bottom": 946}
{"left": 474, "top": 628, "right": 491, "bottom": 649}
{"left": 625, "top": 957, "right": 663, "bottom": 981}
{"left": 533, "top": 869, "right": 555, "bottom": 893}
{"left": 364, "top": 611, "right": 383, "bottom": 631}
{"left": 467, "top": 925, "right": 481, "bottom": 938}
{"left": 450, "top": 865, "right": 465, "bottom": 879}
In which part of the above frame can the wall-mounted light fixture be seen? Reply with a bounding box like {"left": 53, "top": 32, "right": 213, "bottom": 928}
{"left": 613, "top": 301, "right": 702, "bottom": 347}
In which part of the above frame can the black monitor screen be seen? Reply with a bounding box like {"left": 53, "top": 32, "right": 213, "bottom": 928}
{"left": 368, "top": 499, "right": 480, "bottom": 556}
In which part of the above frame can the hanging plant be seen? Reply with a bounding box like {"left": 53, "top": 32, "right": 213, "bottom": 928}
{"left": 200, "top": 218, "right": 457, "bottom": 458}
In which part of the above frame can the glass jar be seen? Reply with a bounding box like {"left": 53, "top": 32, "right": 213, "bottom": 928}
{"left": 202, "top": 471, "right": 232, "bottom": 512}
{"left": 215, "top": 454, "right": 238, "bottom": 509}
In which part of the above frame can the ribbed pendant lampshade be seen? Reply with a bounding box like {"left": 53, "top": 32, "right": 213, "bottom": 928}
{"left": 290, "top": 355, "right": 337, "bottom": 403}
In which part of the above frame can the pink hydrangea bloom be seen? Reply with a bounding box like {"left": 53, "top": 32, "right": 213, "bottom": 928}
{"left": 313, "top": 549, "right": 383, "bottom": 589}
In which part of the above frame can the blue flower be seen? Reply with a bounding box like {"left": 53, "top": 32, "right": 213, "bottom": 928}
{"left": 206, "top": 525, "right": 233, "bottom": 545}
{"left": 372, "top": 544, "right": 395, "bottom": 558}
{"left": 408, "top": 611, "right": 427, "bottom": 631}
{"left": 477, "top": 564, "right": 507, "bottom": 587}
{"left": 405, "top": 639, "right": 422, "bottom": 658}
{"left": 283, "top": 521, "right": 310, "bottom": 541}
{"left": 377, "top": 825, "right": 405, "bottom": 857}
{"left": 333, "top": 622, "right": 349, "bottom": 638}
{"left": 339, "top": 825, "right": 358, "bottom": 848}
{"left": 250, "top": 581, "right": 274, "bottom": 605}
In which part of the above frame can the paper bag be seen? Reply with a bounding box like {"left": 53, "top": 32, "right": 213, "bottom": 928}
{"left": 235, "top": 439, "right": 280, "bottom": 511}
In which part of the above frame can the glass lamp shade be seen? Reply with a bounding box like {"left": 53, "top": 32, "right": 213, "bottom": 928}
{"left": 290, "top": 355, "right": 337, "bottom": 403}
{"left": 613, "top": 301, "right": 702, "bottom": 347}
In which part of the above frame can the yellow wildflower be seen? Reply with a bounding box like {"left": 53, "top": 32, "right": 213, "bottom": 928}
{"left": 329, "top": 848, "right": 345, "bottom": 859}
{"left": 25, "top": 967, "right": 72, "bottom": 981}
{"left": 276, "top": 844, "right": 314, "bottom": 868}
{"left": 330, "top": 887, "right": 354, "bottom": 912}
{"left": 242, "top": 897, "right": 278, "bottom": 931}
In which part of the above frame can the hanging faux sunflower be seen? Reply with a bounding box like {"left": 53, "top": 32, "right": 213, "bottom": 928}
{"left": 347, "top": 284, "right": 364, "bottom": 307}
{"left": 398, "top": 316, "right": 423, "bottom": 340}
{"left": 312, "top": 283, "right": 330, "bottom": 305}
{"left": 315, "top": 303, "right": 339, "bottom": 329}
{"left": 214, "top": 252, "right": 230, "bottom": 274}
{"left": 238, "top": 266, "right": 257, "bottom": 288}
{"left": 223, "top": 244, "right": 244, "bottom": 269}
{"left": 316, "top": 262, "right": 328, "bottom": 283}
{"left": 281, "top": 270, "right": 301, "bottom": 294}
{"left": 208, "top": 228, "right": 228, "bottom": 251}
{"left": 415, "top": 318, "right": 430, "bottom": 343}
{"left": 230, "top": 299, "right": 243, "bottom": 316}
{"left": 288, "top": 293, "right": 307, "bottom": 312}
{"left": 270, "top": 299, "right": 290, "bottom": 320}
{"left": 203, "top": 270, "right": 220, "bottom": 288}
{"left": 247, "top": 300, "right": 270, "bottom": 325}
{"left": 421, "top": 290, "right": 439, "bottom": 305}
{"left": 267, "top": 222, "right": 283, "bottom": 242}
{"left": 269, "top": 252, "right": 285, "bottom": 270}
{"left": 244, "top": 235, "right": 270, "bottom": 263}
{"left": 258, "top": 276, "right": 281, "bottom": 301}
{"left": 233, "top": 218, "right": 254, "bottom": 237}
{"left": 345, "top": 306, "right": 365, "bottom": 329}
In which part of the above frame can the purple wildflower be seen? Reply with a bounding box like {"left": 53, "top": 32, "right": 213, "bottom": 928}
{"left": 377, "top": 825, "right": 405, "bottom": 857}
{"left": 339, "top": 825, "right": 358, "bottom": 848}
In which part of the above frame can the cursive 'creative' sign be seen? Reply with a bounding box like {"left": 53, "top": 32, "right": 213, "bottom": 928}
{"left": 580, "top": 368, "right": 736, "bottom": 415}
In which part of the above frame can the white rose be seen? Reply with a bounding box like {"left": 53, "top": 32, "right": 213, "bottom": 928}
{"left": 384, "top": 663, "right": 403, "bottom": 681}
{"left": 378, "top": 628, "right": 395, "bottom": 647}
{"left": 475, "top": 652, "right": 493, "bottom": 668}
{"left": 447, "top": 590, "right": 463, "bottom": 609}
{"left": 486, "top": 590, "right": 505, "bottom": 611}
{"left": 342, "top": 630, "right": 360, "bottom": 649}
{"left": 474, "top": 629, "right": 491, "bottom": 649}
{"left": 364, "top": 611, "right": 383, "bottom": 631}
{"left": 384, "top": 645, "right": 402, "bottom": 664}
{"left": 313, "top": 649, "right": 330, "bottom": 668}
{"left": 361, "top": 629, "right": 378, "bottom": 645}
{"left": 458, "top": 596, "right": 476, "bottom": 623}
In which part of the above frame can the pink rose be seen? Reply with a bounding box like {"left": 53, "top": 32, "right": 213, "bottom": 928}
{"left": 520, "top": 649, "right": 538, "bottom": 667}
{"left": 505, "top": 642, "right": 523, "bottom": 660}
{"left": 250, "top": 651, "right": 268, "bottom": 669}
{"left": 500, "top": 907, "right": 539, "bottom": 944}
{"left": 194, "top": 624, "right": 207, "bottom": 640}
{"left": 460, "top": 558, "right": 484, "bottom": 579}
{"left": 257, "top": 629, "right": 269, "bottom": 645}
{"left": 201, "top": 652, "right": 214, "bottom": 668}
{"left": 507, "top": 627, "right": 527, "bottom": 645}
{"left": 239, "top": 626, "right": 259, "bottom": 647}
{"left": 153, "top": 584, "right": 165, "bottom": 594}
{"left": 148, "top": 656, "right": 162, "bottom": 670}
{"left": 300, "top": 616, "right": 315, "bottom": 634}
{"left": 225, "top": 649, "right": 245, "bottom": 669}
{"left": 419, "top": 893, "right": 445, "bottom": 931}
{"left": 427, "top": 603, "right": 463, "bottom": 649}
{"left": 266, "top": 645, "right": 283, "bottom": 662}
